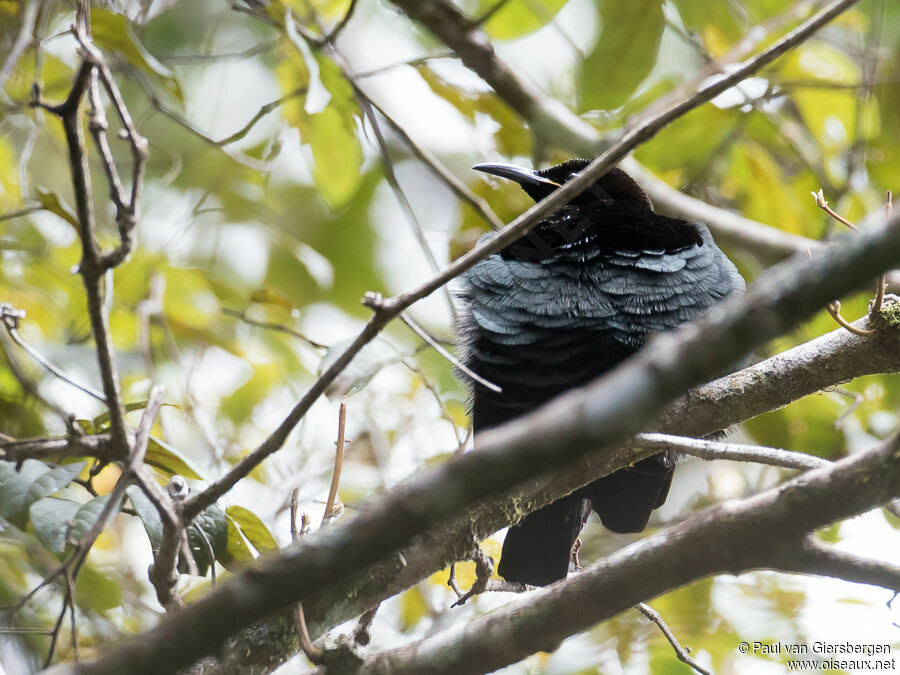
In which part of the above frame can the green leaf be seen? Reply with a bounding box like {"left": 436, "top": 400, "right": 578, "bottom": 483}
{"left": 126, "top": 485, "right": 163, "bottom": 554}
{"left": 416, "top": 66, "right": 531, "bottom": 156}
{"left": 276, "top": 45, "right": 362, "bottom": 209}
{"left": 92, "top": 401, "right": 182, "bottom": 430}
{"left": 476, "top": 0, "right": 569, "bottom": 40}
{"left": 671, "top": 0, "right": 743, "bottom": 54}
{"left": 226, "top": 505, "right": 280, "bottom": 554}
{"left": 220, "top": 364, "right": 279, "bottom": 425}
{"left": 581, "top": 0, "right": 665, "bottom": 111}
{"left": 36, "top": 187, "right": 80, "bottom": 231}
{"left": 307, "top": 105, "right": 363, "bottom": 209}
{"left": 75, "top": 564, "right": 122, "bottom": 613}
{"left": 186, "top": 505, "right": 228, "bottom": 576}
{"left": 29, "top": 498, "right": 82, "bottom": 555}
{"left": 145, "top": 436, "right": 204, "bottom": 480}
{"left": 0, "top": 459, "right": 52, "bottom": 528}
{"left": 91, "top": 8, "right": 184, "bottom": 101}
{"left": 221, "top": 515, "right": 256, "bottom": 571}
{"left": 24, "top": 461, "right": 87, "bottom": 513}
{"left": 0, "top": 137, "right": 22, "bottom": 210}
{"left": 65, "top": 495, "right": 115, "bottom": 555}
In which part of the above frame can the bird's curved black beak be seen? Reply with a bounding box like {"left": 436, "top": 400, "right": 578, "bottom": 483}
{"left": 472, "top": 163, "right": 561, "bottom": 193}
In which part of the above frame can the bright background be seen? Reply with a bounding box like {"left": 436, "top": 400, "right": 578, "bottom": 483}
{"left": 2, "top": 0, "right": 900, "bottom": 672}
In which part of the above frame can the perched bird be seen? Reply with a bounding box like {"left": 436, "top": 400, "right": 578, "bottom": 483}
{"left": 456, "top": 159, "right": 744, "bottom": 586}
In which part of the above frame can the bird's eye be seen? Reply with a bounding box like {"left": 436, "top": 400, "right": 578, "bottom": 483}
{"left": 567, "top": 172, "right": 579, "bottom": 182}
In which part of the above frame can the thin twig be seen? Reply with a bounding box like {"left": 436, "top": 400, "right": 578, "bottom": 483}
{"left": 638, "top": 603, "right": 711, "bottom": 675}
{"left": 874, "top": 191, "right": 891, "bottom": 312}
{"left": 400, "top": 312, "right": 500, "bottom": 393}
{"left": 321, "top": 0, "right": 358, "bottom": 45}
{"left": 473, "top": 0, "right": 512, "bottom": 25}
{"left": 33, "top": 44, "right": 131, "bottom": 454}
{"left": 295, "top": 603, "right": 324, "bottom": 665}
{"left": 828, "top": 387, "right": 864, "bottom": 430}
{"left": 1, "top": 304, "right": 107, "bottom": 403}
{"left": 223, "top": 308, "right": 327, "bottom": 350}
{"left": 354, "top": 52, "right": 457, "bottom": 79}
{"left": 358, "top": 97, "right": 458, "bottom": 323}
{"left": 349, "top": 83, "right": 505, "bottom": 232}
{"left": 812, "top": 189, "right": 880, "bottom": 334}
{"left": 322, "top": 402, "right": 347, "bottom": 527}
{"left": 0, "top": 204, "right": 43, "bottom": 222}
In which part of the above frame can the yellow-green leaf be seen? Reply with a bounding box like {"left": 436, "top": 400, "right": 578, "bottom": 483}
{"left": 145, "top": 436, "right": 205, "bottom": 480}
{"left": 226, "top": 505, "right": 280, "bottom": 553}
{"left": 307, "top": 105, "right": 363, "bottom": 209}
{"left": 476, "top": 0, "right": 570, "bottom": 40}
{"left": 91, "top": 8, "right": 183, "bottom": 102}
{"left": 36, "top": 187, "right": 80, "bottom": 231}
{"left": 581, "top": 0, "right": 665, "bottom": 111}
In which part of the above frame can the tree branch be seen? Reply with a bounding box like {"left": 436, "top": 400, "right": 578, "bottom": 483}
{"left": 35, "top": 52, "right": 130, "bottom": 455}
{"left": 185, "top": 0, "right": 863, "bottom": 527}
{"left": 356, "top": 431, "right": 900, "bottom": 675}
{"left": 64, "top": 199, "right": 900, "bottom": 675}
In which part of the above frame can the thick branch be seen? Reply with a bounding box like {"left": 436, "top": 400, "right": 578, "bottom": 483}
{"left": 300, "top": 309, "right": 900, "bottom": 640}
{"left": 65, "top": 197, "right": 900, "bottom": 675}
{"left": 0, "top": 434, "right": 118, "bottom": 465}
{"left": 358, "top": 432, "right": 900, "bottom": 675}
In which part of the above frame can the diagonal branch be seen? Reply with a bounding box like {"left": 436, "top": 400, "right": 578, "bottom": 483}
{"left": 184, "top": 0, "right": 863, "bottom": 520}
{"left": 67, "top": 198, "right": 900, "bottom": 675}
{"left": 356, "top": 431, "right": 900, "bottom": 675}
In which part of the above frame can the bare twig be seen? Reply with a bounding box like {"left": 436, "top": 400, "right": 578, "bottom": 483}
{"left": 320, "top": 0, "right": 358, "bottom": 45}
{"left": 223, "top": 308, "right": 327, "bottom": 350}
{"left": 829, "top": 387, "right": 864, "bottom": 430}
{"left": 812, "top": 188, "right": 883, "bottom": 333}
{"left": 633, "top": 433, "right": 829, "bottom": 472}
{"left": 295, "top": 603, "right": 324, "bottom": 665}
{"left": 349, "top": 83, "right": 505, "bottom": 232}
{"left": 72, "top": 27, "right": 149, "bottom": 271}
{"left": 33, "top": 46, "right": 131, "bottom": 454}
{"left": 875, "top": 191, "right": 892, "bottom": 312}
{"left": 473, "top": 0, "right": 512, "bottom": 26}
{"left": 0, "top": 204, "right": 43, "bottom": 222}
{"left": 638, "top": 603, "right": 710, "bottom": 675}
{"left": 358, "top": 97, "right": 458, "bottom": 322}
{"left": 289, "top": 487, "right": 302, "bottom": 542}
{"left": 321, "top": 402, "right": 347, "bottom": 527}
{"left": 354, "top": 52, "right": 457, "bottom": 79}
{"left": 1, "top": 304, "right": 107, "bottom": 403}
{"left": 400, "top": 312, "right": 500, "bottom": 393}
{"left": 449, "top": 547, "right": 494, "bottom": 607}
{"left": 16, "top": 387, "right": 164, "bottom": 661}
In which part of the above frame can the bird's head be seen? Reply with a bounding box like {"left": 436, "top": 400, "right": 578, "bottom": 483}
{"left": 473, "top": 158, "right": 653, "bottom": 211}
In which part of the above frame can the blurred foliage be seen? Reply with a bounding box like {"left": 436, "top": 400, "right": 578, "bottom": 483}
{"left": 1, "top": 0, "right": 899, "bottom": 672}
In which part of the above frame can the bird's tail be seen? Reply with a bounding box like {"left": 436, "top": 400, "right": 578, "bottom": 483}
{"left": 580, "top": 453, "right": 675, "bottom": 533}
{"left": 498, "top": 494, "right": 589, "bottom": 586}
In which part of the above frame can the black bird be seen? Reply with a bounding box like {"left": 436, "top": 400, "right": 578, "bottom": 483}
{"left": 456, "top": 159, "right": 744, "bottom": 586}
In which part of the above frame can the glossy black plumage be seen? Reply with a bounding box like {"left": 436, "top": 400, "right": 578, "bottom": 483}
{"left": 456, "top": 160, "right": 744, "bottom": 586}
